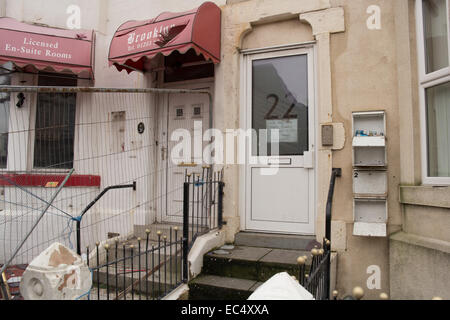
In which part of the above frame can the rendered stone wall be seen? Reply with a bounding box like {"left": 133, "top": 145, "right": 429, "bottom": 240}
{"left": 390, "top": 232, "right": 450, "bottom": 300}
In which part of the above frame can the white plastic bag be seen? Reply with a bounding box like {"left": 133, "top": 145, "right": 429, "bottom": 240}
{"left": 248, "top": 272, "right": 314, "bottom": 300}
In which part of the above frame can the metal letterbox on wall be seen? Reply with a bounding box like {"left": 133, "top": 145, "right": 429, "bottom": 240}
{"left": 351, "top": 111, "right": 388, "bottom": 237}
{"left": 352, "top": 111, "right": 387, "bottom": 167}
{"left": 353, "top": 170, "right": 387, "bottom": 196}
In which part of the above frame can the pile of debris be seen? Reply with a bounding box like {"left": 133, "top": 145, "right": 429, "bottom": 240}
{"left": 0, "top": 264, "right": 27, "bottom": 300}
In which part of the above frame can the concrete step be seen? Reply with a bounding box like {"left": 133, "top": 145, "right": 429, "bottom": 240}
{"left": 189, "top": 275, "right": 263, "bottom": 300}
{"left": 93, "top": 265, "right": 182, "bottom": 299}
{"left": 202, "top": 246, "right": 311, "bottom": 283}
{"left": 92, "top": 227, "right": 186, "bottom": 299}
{"left": 235, "top": 232, "right": 318, "bottom": 251}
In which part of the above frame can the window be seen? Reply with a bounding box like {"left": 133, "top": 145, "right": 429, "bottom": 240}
{"left": 0, "top": 65, "right": 11, "bottom": 169}
{"left": 252, "top": 54, "right": 309, "bottom": 156}
{"left": 176, "top": 108, "right": 184, "bottom": 118}
{"left": 417, "top": 0, "right": 450, "bottom": 182}
{"left": 192, "top": 105, "right": 202, "bottom": 118}
{"left": 33, "top": 74, "right": 77, "bottom": 169}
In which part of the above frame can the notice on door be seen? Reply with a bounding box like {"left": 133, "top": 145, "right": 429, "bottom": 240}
{"left": 266, "top": 119, "right": 298, "bottom": 143}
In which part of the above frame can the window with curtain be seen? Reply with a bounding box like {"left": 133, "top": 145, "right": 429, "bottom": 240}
{"left": 0, "top": 64, "right": 11, "bottom": 169}
{"left": 423, "top": 0, "right": 449, "bottom": 73}
{"left": 418, "top": 0, "right": 450, "bottom": 181}
{"left": 426, "top": 82, "right": 450, "bottom": 177}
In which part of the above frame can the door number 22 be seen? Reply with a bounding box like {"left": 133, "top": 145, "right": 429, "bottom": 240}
{"left": 264, "top": 94, "right": 298, "bottom": 120}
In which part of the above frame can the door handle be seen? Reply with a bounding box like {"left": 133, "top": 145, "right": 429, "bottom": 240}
{"left": 161, "top": 147, "right": 167, "bottom": 161}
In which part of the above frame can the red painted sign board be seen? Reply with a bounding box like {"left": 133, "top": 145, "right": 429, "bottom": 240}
{"left": 0, "top": 17, "right": 94, "bottom": 78}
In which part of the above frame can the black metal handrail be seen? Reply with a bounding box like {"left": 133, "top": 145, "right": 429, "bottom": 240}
{"left": 324, "top": 168, "right": 342, "bottom": 299}
{"left": 297, "top": 168, "right": 342, "bottom": 300}
{"left": 76, "top": 182, "right": 136, "bottom": 255}
{"left": 326, "top": 168, "right": 342, "bottom": 242}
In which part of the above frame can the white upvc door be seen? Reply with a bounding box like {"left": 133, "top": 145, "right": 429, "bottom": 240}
{"left": 243, "top": 47, "right": 316, "bottom": 235}
{"left": 157, "top": 82, "right": 212, "bottom": 224}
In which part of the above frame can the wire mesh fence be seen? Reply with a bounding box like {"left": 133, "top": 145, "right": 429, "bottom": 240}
{"left": 0, "top": 84, "right": 214, "bottom": 284}
{"left": 1, "top": 89, "right": 152, "bottom": 268}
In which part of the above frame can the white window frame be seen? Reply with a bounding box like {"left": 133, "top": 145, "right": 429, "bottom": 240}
{"left": 416, "top": 0, "right": 450, "bottom": 185}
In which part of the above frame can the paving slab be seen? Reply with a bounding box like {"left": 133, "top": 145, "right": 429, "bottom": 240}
{"left": 208, "top": 246, "right": 271, "bottom": 262}
{"left": 235, "top": 232, "right": 316, "bottom": 250}
{"left": 189, "top": 275, "right": 262, "bottom": 300}
{"left": 191, "top": 275, "right": 258, "bottom": 291}
{"left": 260, "top": 249, "right": 310, "bottom": 266}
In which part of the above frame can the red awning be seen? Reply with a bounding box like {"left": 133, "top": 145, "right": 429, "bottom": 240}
{"left": 0, "top": 17, "right": 95, "bottom": 79}
{"left": 108, "top": 1, "right": 221, "bottom": 73}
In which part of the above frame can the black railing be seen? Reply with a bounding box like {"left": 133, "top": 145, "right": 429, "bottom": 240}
{"left": 80, "top": 167, "right": 225, "bottom": 299}
{"left": 298, "top": 238, "right": 331, "bottom": 300}
{"left": 76, "top": 182, "right": 136, "bottom": 255}
{"left": 325, "top": 168, "right": 341, "bottom": 299}
{"left": 183, "top": 169, "right": 224, "bottom": 246}
{"left": 86, "top": 227, "right": 184, "bottom": 300}
{"left": 297, "top": 168, "right": 341, "bottom": 300}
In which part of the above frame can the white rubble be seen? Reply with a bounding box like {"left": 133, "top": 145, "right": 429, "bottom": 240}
{"left": 248, "top": 272, "right": 314, "bottom": 300}
{"left": 20, "top": 243, "right": 92, "bottom": 300}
